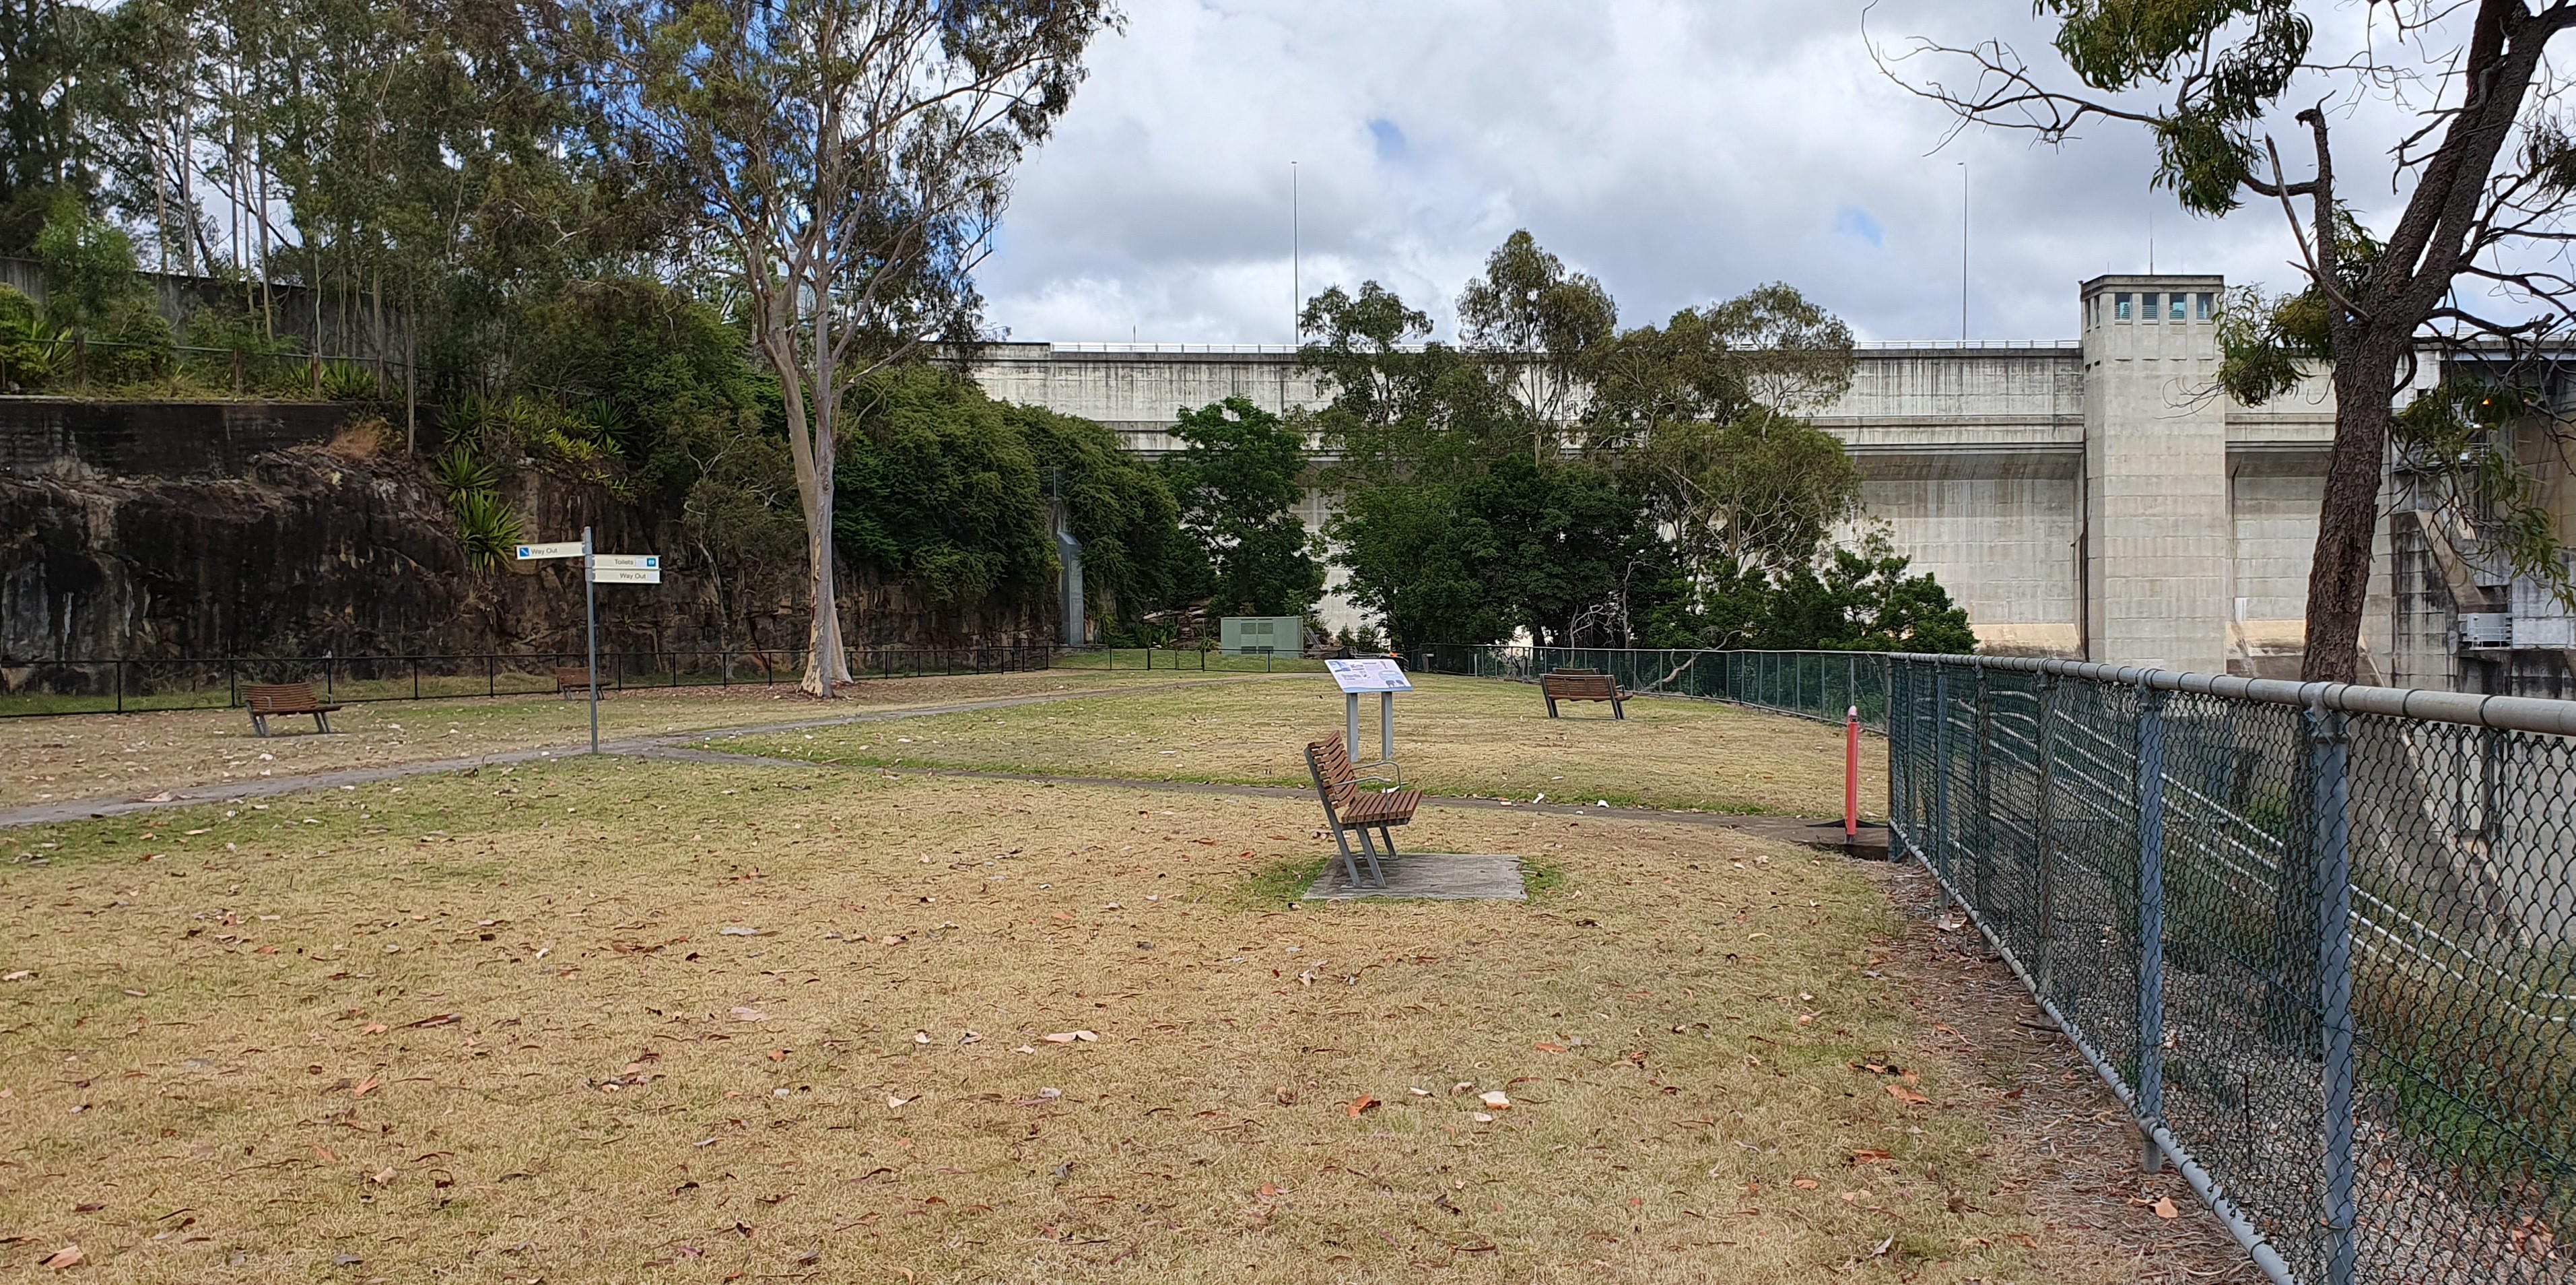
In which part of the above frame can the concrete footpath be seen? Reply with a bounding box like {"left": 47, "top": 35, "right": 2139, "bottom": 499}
{"left": 0, "top": 677, "right": 1275, "bottom": 829}
{"left": 1, "top": 675, "right": 1889, "bottom": 857}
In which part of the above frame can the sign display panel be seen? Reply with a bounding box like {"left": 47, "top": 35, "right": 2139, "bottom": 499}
{"left": 1326, "top": 658, "right": 1412, "bottom": 693}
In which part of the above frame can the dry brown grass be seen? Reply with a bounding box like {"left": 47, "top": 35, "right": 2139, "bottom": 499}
{"left": 0, "top": 671, "right": 1258, "bottom": 812}
{"left": 722, "top": 674, "right": 1885, "bottom": 820}
{"left": 0, "top": 755, "right": 2105, "bottom": 1284}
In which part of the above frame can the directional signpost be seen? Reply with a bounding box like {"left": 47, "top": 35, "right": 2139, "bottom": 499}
{"left": 1326, "top": 657, "right": 1411, "bottom": 767}
{"left": 514, "top": 528, "right": 662, "bottom": 754}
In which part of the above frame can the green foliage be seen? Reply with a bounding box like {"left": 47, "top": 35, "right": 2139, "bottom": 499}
{"left": 319, "top": 360, "right": 380, "bottom": 401}
{"left": 2042, "top": 0, "right": 2311, "bottom": 213}
{"left": 1456, "top": 229, "right": 1617, "bottom": 430}
{"left": 432, "top": 445, "right": 498, "bottom": 496}
{"left": 1333, "top": 452, "right": 1673, "bottom": 652}
{"left": 29, "top": 198, "right": 172, "bottom": 383}
{"left": 0, "top": 0, "right": 90, "bottom": 255}
{"left": 0, "top": 284, "right": 63, "bottom": 388}
{"left": 1314, "top": 232, "right": 1944, "bottom": 657}
{"left": 1007, "top": 400, "right": 1196, "bottom": 632}
{"left": 834, "top": 366, "right": 1053, "bottom": 607}
{"left": 512, "top": 278, "right": 777, "bottom": 500}
{"left": 1160, "top": 398, "right": 1324, "bottom": 618}
{"left": 1681, "top": 540, "right": 1975, "bottom": 654}
{"left": 446, "top": 488, "right": 522, "bottom": 572}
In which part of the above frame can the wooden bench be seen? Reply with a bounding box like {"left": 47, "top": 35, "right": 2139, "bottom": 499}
{"left": 242, "top": 682, "right": 342, "bottom": 737}
{"left": 1540, "top": 669, "right": 1626, "bottom": 719}
{"left": 1304, "top": 732, "right": 1421, "bottom": 888}
{"left": 554, "top": 666, "right": 594, "bottom": 699}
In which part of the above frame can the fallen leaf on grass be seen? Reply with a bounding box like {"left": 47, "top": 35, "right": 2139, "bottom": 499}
{"left": 311, "top": 1146, "right": 339, "bottom": 1163}
{"left": 878, "top": 935, "right": 904, "bottom": 946}
{"left": 767, "top": 1049, "right": 788, "bottom": 1062}
{"left": 400, "top": 1012, "right": 459, "bottom": 1029}
{"left": 1477, "top": 1091, "right": 1510, "bottom": 1110}
{"left": 887, "top": 1096, "right": 912, "bottom": 1109}
{"left": 729, "top": 1007, "right": 767, "bottom": 1022}
{"left": 719, "top": 927, "right": 759, "bottom": 936}
{"left": 1851, "top": 1150, "right": 1892, "bottom": 1163}
{"left": 1534, "top": 1042, "right": 1568, "bottom": 1053}
{"left": 40, "top": 1245, "right": 81, "bottom": 1269}
{"left": 1345, "top": 1095, "right": 1378, "bottom": 1118}
{"left": 1885, "top": 1084, "right": 1930, "bottom": 1105}
{"left": 1791, "top": 1179, "right": 1819, "bottom": 1190}
{"left": 1041, "top": 1030, "right": 1096, "bottom": 1044}
{"left": 368, "top": 1168, "right": 395, "bottom": 1187}
{"left": 3, "top": 970, "right": 33, "bottom": 982}
{"left": 2010, "top": 1233, "right": 2039, "bottom": 1249}
{"left": 359, "top": 1024, "right": 388, "bottom": 1036}
{"left": 351, "top": 1076, "right": 380, "bottom": 1098}
{"left": 2152, "top": 1196, "right": 2179, "bottom": 1219}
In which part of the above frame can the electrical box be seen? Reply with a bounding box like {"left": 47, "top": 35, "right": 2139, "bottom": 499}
{"left": 1220, "top": 616, "right": 1304, "bottom": 655}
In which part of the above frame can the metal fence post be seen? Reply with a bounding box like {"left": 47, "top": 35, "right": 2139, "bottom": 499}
{"left": 1932, "top": 667, "right": 1953, "bottom": 889}
{"left": 1971, "top": 666, "right": 1994, "bottom": 933}
{"left": 2135, "top": 684, "right": 2169, "bottom": 1173}
{"left": 2309, "top": 702, "right": 2357, "bottom": 1285}
{"left": 2032, "top": 670, "right": 2060, "bottom": 996}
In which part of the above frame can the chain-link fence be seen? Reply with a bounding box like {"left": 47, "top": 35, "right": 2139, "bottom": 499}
{"left": 1413, "top": 644, "right": 1889, "bottom": 727}
{"left": 1887, "top": 654, "right": 2576, "bottom": 1285}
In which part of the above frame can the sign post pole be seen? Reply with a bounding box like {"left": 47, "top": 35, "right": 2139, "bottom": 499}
{"left": 1326, "top": 658, "right": 1411, "bottom": 767}
{"left": 584, "top": 526, "right": 599, "bottom": 756}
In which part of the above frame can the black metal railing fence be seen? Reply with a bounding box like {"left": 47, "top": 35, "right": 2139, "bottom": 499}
{"left": 0, "top": 646, "right": 1061, "bottom": 717}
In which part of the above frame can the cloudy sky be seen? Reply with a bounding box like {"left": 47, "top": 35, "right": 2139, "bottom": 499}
{"left": 974, "top": 0, "right": 2422, "bottom": 346}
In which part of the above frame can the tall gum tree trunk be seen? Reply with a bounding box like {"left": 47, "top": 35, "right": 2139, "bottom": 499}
{"left": 2301, "top": 346, "right": 2399, "bottom": 683}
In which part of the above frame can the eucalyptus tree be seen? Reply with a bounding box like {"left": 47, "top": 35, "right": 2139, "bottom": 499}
{"left": 1455, "top": 229, "right": 1617, "bottom": 457}
{"left": 1584, "top": 284, "right": 1860, "bottom": 581}
{"left": 1887, "top": 0, "right": 2576, "bottom": 682}
{"left": 582, "top": 0, "right": 1113, "bottom": 694}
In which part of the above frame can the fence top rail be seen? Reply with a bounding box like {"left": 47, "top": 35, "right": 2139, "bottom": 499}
{"left": 1888, "top": 651, "right": 2576, "bottom": 737}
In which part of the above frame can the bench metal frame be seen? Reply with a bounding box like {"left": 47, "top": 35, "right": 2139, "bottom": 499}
{"left": 1304, "top": 733, "right": 1415, "bottom": 889}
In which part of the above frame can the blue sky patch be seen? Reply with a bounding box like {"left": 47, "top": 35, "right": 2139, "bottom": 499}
{"left": 1835, "top": 205, "right": 1883, "bottom": 246}
{"left": 1368, "top": 117, "right": 1407, "bottom": 162}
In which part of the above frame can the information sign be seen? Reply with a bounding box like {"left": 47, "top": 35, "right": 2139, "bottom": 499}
{"left": 1326, "top": 658, "right": 1412, "bottom": 693}
{"left": 592, "top": 554, "right": 660, "bottom": 570}
{"left": 514, "top": 541, "right": 584, "bottom": 560}
{"left": 589, "top": 567, "right": 661, "bottom": 584}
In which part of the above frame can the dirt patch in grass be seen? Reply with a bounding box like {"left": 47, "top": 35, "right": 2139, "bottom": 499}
{"left": 724, "top": 673, "right": 1883, "bottom": 820}
{"left": 0, "top": 670, "right": 1262, "bottom": 812}
{"left": 0, "top": 758, "right": 2144, "bottom": 1284}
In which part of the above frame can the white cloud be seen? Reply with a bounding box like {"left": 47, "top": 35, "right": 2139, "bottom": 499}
{"left": 977, "top": 0, "right": 2443, "bottom": 345}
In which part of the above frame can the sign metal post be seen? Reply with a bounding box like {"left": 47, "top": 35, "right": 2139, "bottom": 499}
{"left": 1326, "top": 658, "right": 1411, "bottom": 766}
{"left": 514, "top": 535, "right": 660, "bottom": 757}
{"left": 584, "top": 526, "right": 599, "bottom": 755}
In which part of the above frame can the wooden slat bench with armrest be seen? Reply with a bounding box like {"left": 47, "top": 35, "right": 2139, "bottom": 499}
{"left": 1538, "top": 669, "right": 1626, "bottom": 719}
{"left": 1303, "top": 732, "right": 1421, "bottom": 888}
{"left": 555, "top": 666, "right": 593, "bottom": 699}
{"left": 242, "top": 682, "right": 342, "bottom": 738}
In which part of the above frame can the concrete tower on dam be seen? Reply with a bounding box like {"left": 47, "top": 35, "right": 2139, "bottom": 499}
{"left": 972, "top": 274, "right": 2575, "bottom": 695}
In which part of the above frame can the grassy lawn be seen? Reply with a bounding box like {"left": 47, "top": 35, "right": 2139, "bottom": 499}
{"left": 0, "top": 751, "right": 2090, "bottom": 1284}
{"left": 720, "top": 673, "right": 1885, "bottom": 820}
{"left": 0, "top": 671, "right": 1262, "bottom": 812}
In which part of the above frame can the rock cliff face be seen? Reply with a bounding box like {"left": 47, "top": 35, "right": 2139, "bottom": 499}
{"left": 1, "top": 399, "right": 1053, "bottom": 665}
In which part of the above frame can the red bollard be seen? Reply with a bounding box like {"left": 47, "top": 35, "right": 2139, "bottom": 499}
{"left": 1843, "top": 704, "right": 1861, "bottom": 843}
